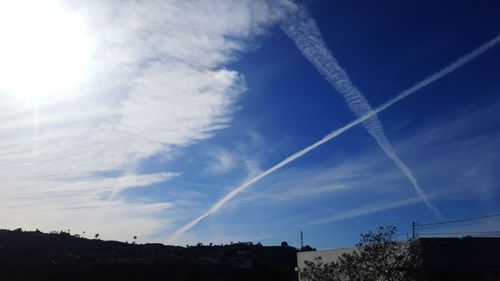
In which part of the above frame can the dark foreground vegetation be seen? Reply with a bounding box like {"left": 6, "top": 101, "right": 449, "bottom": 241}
{"left": 299, "top": 226, "right": 500, "bottom": 281}
{"left": 0, "top": 228, "right": 298, "bottom": 281}
{"left": 300, "top": 226, "right": 421, "bottom": 281}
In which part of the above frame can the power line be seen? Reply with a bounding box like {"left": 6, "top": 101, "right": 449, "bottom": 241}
{"left": 416, "top": 213, "right": 500, "bottom": 227}
{"left": 419, "top": 230, "right": 500, "bottom": 236}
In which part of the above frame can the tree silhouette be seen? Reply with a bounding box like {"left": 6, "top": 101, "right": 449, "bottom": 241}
{"left": 300, "top": 226, "right": 422, "bottom": 281}
{"left": 281, "top": 241, "right": 289, "bottom": 247}
{"left": 300, "top": 245, "right": 315, "bottom": 252}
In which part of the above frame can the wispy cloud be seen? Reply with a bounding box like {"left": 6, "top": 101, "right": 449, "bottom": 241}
{"left": 204, "top": 148, "right": 238, "bottom": 175}
{"left": 235, "top": 101, "right": 500, "bottom": 229}
{"left": 168, "top": 33, "right": 500, "bottom": 242}
{"left": 0, "top": 0, "right": 284, "bottom": 240}
{"left": 308, "top": 196, "right": 427, "bottom": 227}
{"left": 279, "top": 3, "right": 442, "bottom": 216}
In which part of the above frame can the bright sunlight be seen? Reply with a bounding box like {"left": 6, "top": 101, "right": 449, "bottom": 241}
{"left": 0, "top": 0, "right": 94, "bottom": 101}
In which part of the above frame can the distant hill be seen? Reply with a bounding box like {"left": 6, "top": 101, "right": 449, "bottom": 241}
{"left": 0, "top": 229, "right": 298, "bottom": 281}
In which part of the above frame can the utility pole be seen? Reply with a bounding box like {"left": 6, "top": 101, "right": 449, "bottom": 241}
{"left": 300, "top": 230, "right": 304, "bottom": 249}
{"left": 412, "top": 221, "right": 416, "bottom": 239}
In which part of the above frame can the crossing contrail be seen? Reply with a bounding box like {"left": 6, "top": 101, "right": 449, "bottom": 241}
{"left": 168, "top": 33, "right": 500, "bottom": 242}
{"left": 279, "top": 4, "right": 443, "bottom": 216}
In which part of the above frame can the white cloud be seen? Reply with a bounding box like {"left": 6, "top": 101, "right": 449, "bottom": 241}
{"left": 308, "top": 197, "right": 425, "bottom": 226}
{"left": 204, "top": 148, "right": 238, "bottom": 175}
{"left": 222, "top": 102, "right": 500, "bottom": 227}
{"left": 167, "top": 32, "right": 500, "bottom": 241}
{"left": 243, "top": 160, "right": 263, "bottom": 179}
{"left": 0, "top": 0, "right": 285, "bottom": 240}
{"left": 203, "top": 146, "right": 263, "bottom": 177}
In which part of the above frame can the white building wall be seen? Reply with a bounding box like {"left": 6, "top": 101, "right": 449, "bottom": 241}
{"left": 296, "top": 247, "right": 355, "bottom": 281}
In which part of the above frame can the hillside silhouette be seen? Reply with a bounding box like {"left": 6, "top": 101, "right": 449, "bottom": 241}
{"left": 0, "top": 228, "right": 298, "bottom": 281}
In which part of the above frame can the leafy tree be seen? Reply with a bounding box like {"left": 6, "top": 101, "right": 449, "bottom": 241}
{"left": 301, "top": 257, "right": 340, "bottom": 281}
{"left": 300, "top": 245, "right": 316, "bottom": 252}
{"left": 300, "top": 226, "right": 422, "bottom": 281}
{"left": 281, "top": 241, "right": 289, "bottom": 247}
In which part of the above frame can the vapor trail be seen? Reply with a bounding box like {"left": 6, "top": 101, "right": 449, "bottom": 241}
{"left": 168, "top": 33, "right": 500, "bottom": 242}
{"left": 279, "top": 5, "right": 442, "bottom": 216}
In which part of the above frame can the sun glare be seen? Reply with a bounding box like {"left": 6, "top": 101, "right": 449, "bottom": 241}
{"left": 0, "top": 0, "right": 94, "bottom": 101}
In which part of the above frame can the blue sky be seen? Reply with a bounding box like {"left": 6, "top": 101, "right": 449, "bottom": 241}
{"left": 0, "top": 0, "right": 499, "bottom": 249}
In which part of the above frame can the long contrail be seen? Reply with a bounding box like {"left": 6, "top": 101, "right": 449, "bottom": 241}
{"left": 168, "top": 33, "right": 500, "bottom": 242}
{"left": 279, "top": 5, "right": 442, "bottom": 216}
